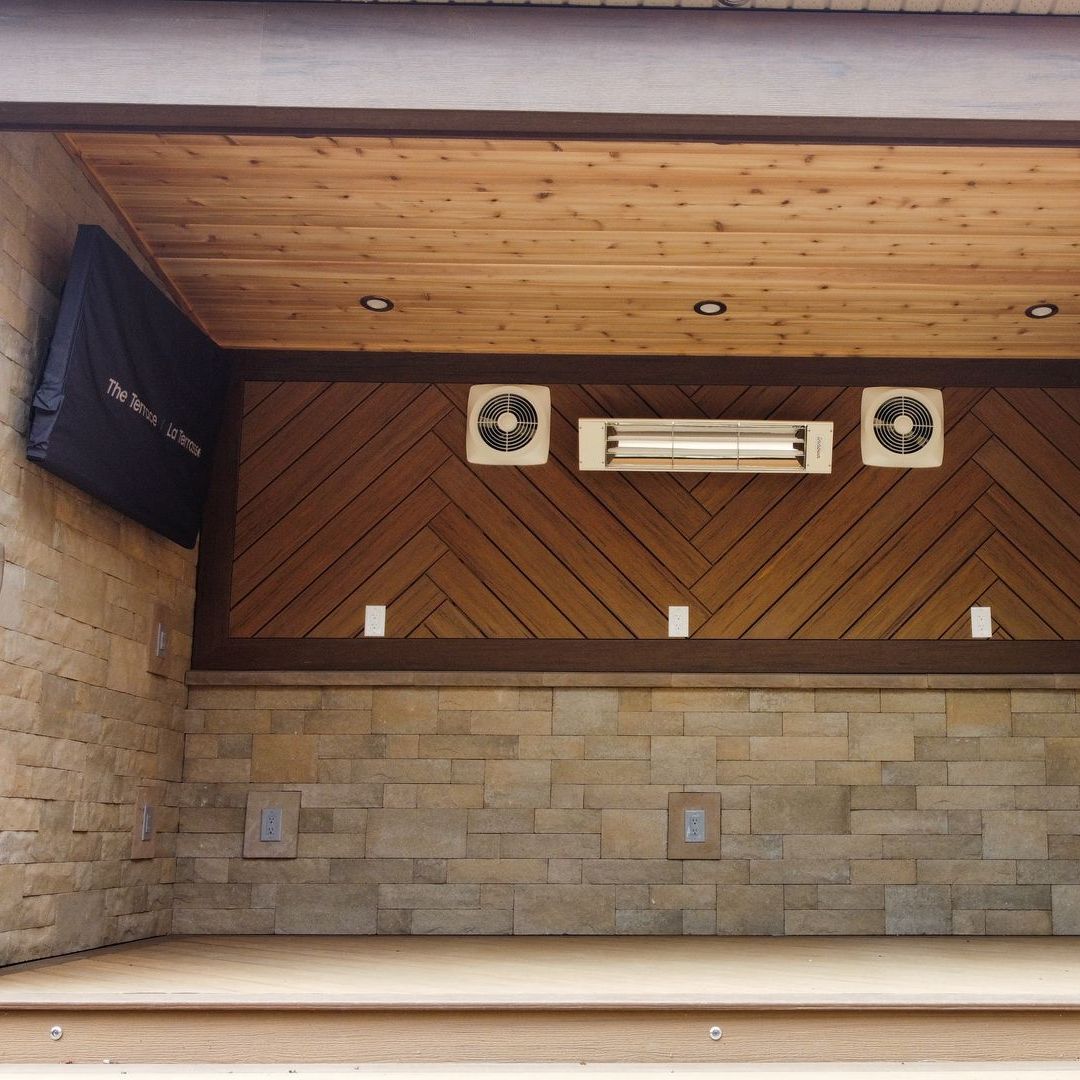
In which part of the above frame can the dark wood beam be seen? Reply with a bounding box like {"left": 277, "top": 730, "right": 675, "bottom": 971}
{"left": 192, "top": 637, "right": 1080, "bottom": 675}
{"left": 225, "top": 351, "right": 1080, "bottom": 389}
{"left": 6, "top": 104, "right": 1080, "bottom": 147}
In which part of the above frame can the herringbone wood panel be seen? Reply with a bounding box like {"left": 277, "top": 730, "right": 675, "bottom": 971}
{"left": 229, "top": 383, "right": 1080, "bottom": 641}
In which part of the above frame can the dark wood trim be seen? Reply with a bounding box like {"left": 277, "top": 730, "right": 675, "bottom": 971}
{"left": 192, "top": 378, "right": 244, "bottom": 666}
{"left": 193, "top": 637, "right": 1080, "bottom": 674}
{"left": 5, "top": 104, "right": 1080, "bottom": 147}
{"left": 225, "top": 351, "right": 1080, "bottom": 389}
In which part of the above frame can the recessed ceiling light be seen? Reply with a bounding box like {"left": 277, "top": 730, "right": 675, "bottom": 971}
{"left": 1025, "top": 303, "right": 1058, "bottom": 319}
{"left": 359, "top": 295, "right": 394, "bottom": 312}
{"left": 693, "top": 300, "right": 728, "bottom": 316}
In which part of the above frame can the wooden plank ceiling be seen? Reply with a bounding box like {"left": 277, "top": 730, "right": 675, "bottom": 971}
{"left": 231, "top": 382, "right": 1080, "bottom": 641}
{"left": 64, "top": 134, "right": 1080, "bottom": 358}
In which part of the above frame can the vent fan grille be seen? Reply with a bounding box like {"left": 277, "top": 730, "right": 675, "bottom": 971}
{"left": 476, "top": 392, "right": 539, "bottom": 454}
{"left": 872, "top": 395, "right": 936, "bottom": 456}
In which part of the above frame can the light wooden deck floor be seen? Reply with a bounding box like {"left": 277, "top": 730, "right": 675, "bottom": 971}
{"left": 2, "top": 935, "right": 1080, "bottom": 1011}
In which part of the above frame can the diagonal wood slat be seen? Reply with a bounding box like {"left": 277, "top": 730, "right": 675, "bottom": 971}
{"left": 975, "top": 533, "right": 1080, "bottom": 639}
{"left": 977, "top": 581, "right": 1059, "bottom": 641}
{"left": 896, "top": 556, "right": 997, "bottom": 639}
{"left": 426, "top": 552, "right": 532, "bottom": 639}
{"left": 230, "top": 383, "right": 1080, "bottom": 642}
{"left": 232, "top": 387, "right": 450, "bottom": 601}
{"left": 430, "top": 413, "right": 662, "bottom": 637}
{"left": 237, "top": 382, "right": 378, "bottom": 509}
{"left": 796, "top": 460, "right": 994, "bottom": 639}
{"left": 234, "top": 438, "right": 451, "bottom": 635}
{"left": 745, "top": 412, "right": 992, "bottom": 639}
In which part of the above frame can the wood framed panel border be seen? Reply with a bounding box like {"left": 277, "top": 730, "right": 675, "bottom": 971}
{"left": 5, "top": 107, "right": 1080, "bottom": 148}
{"left": 192, "top": 354, "right": 1080, "bottom": 674}
{"left": 228, "top": 352, "right": 1080, "bottom": 389}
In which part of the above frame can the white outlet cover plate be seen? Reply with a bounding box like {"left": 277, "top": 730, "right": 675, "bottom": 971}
{"left": 260, "top": 807, "right": 284, "bottom": 842}
{"left": 668, "top": 606, "right": 689, "bottom": 638}
{"left": 971, "top": 606, "right": 992, "bottom": 639}
{"left": 684, "top": 808, "right": 706, "bottom": 843}
{"left": 365, "top": 605, "right": 386, "bottom": 637}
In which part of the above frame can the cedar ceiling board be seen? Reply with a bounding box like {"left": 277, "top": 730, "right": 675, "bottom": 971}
{"left": 228, "top": 382, "right": 1080, "bottom": 644}
{"left": 64, "top": 134, "right": 1080, "bottom": 359}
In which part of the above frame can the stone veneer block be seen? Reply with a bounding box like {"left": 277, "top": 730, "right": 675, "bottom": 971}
{"left": 982, "top": 810, "right": 1048, "bottom": 860}
{"left": 601, "top": 809, "right": 668, "bottom": 859}
{"left": 483, "top": 760, "right": 551, "bottom": 808}
{"left": 552, "top": 689, "right": 618, "bottom": 735}
{"left": 513, "top": 884, "right": 615, "bottom": 933}
{"left": 372, "top": 689, "right": 438, "bottom": 733}
{"left": 1046, "top": 739, "right": 1080, "bottom": 785}
{"left": 848, "top": 715, "right": 915, "bottom": 761}
{"left": 243, "top": 790, "right": 301, "bottom": 859}
{"left": 716, "top": 885, "right": 784, "bottom": 934}
{"left": 366, "top": 809, "right": 468, "bottom": 858}
{"left": 651, "top": 737, "right": 717, "bottom": 784}
{"left": 251, "top": 735, "right": 316, "bottom": 783}
{"left": 751, "top": 786, "right": 850, "bottom": 834}
{"left": 274, "top": 884, "right": 377, "bottom": 933}
{"left": 946, "top": 691, "right": 1012, "bottom": 736}
{"left": 1051, "top": 885, "right": 1080, "bottom": 933}
{"left": 885, "top": 885, "right": 953, "bottom": 934}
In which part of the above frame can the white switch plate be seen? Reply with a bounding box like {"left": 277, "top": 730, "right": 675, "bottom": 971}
{"left": 668, "top": 605, "right": 689, "bottom": 638}
{"left": 684, "top": 808, "right": 706, "bottom": 843}
{"left": 131, "top": 788, "right": 158, "bottom": 860}
{"left": 140, "top": 803, "right": 155, "bottom": 842}
{"left": 364, "top": 604, "right": 386, "bottom": 637}
{"left": 971, "top": 606, "right": 992, "bottom": 639}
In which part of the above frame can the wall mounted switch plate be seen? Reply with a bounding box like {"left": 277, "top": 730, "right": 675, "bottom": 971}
{"left": 140, "top": 803, "right": 155, "bottom": 842}
{"left": 668, "top": 605, "right": 689, "bottom": 638}
{"left": 364, "top": 605, "right": 386, "bottom": 637}
{"left": 146, "top": 602, "right": 171, "bottom": 676}
{"left": 130, "top": 787, "right": 158, "bottom": 860}
{"left": 971, "top": 606, "right": 992, "bottom": 639}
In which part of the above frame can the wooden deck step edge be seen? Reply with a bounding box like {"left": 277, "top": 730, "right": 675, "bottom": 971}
{"left": 1, "top": 1064, "right": 1079, "bottom": 1079}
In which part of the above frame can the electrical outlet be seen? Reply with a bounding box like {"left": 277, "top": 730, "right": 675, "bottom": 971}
{"left": 971, "top": 606, "right": 992, "bottom": 639}
{"left": 364, "top": 604, "right": 386, "bottom": 637}
{"left": 684, "top": 808, "right": 706, "bottom": 843}
{"left": 668, "top": 791, "right": 722, "bottom": 859}
{"left": 244, "top": 790, "right": 301, "bottom": 858}
{"left": 668, "top": 605, "right": 689, "bottom": 638}
{"left": 260, "top": 807, "right": 284, "bottom": 842}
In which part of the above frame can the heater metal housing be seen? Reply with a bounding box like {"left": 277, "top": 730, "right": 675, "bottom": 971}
{"left": 578, "top": 418, "right": 834, "bottom": 474}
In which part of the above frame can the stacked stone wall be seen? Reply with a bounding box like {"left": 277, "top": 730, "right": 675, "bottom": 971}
{"left": 0, "top": 133, "right": 193, "bottom": 965}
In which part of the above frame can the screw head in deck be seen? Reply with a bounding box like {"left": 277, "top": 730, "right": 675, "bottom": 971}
{"left": 709, "top": 1026, "right": 723, "bottom": 1041}
{"left": 49, "top": 1026, "right": 63, "bottom": 1041}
